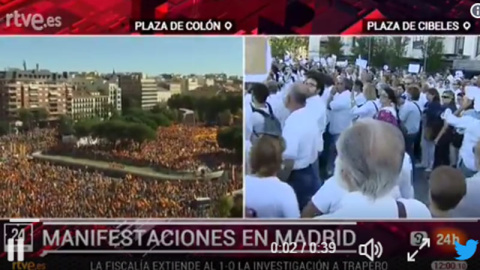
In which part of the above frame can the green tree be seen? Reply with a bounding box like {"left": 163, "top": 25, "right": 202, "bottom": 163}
{"left": 215, "top": 195, "right": 233, "bottom": 218}
{"left": 269, "top": 37, "right": 308, "bottom": 58}
{"left": 422, "top": 37, "right": 445, "bottom": 73}
{"left": 229, "top": 193, "right": 244, "bottom": 218}
{"left": 126, "top": 123, "right": 156, "bottom": 144}
{"left": 0, "top": 121, "right": 9, "bottom": 136}
{"left": 92, "top": 120, "right": 125, "bottom": 143}
{"left": 217, "top": 126, "right": 242, "bottom": 159}
{"left": 31, "top": 108, "right": 48, "bottom": 123}
{"left": 151, "top": 104, "right": 176, "bottom": 121}
{"left": 18, "top": 108, "right": 33, "bottom": 129}
{"left": 321, "top": 37, "right": 344, "bottom": 56}
{"left": 58, "top": 115, "right": 74, "bottom": 135}
{"left": 110, "top": 107, "right": 121, "bottom": 119}
{"left": 74, "top": 118, "right": 100, "bottom": 137}
{"left": 217, "top": 110, "right": 232, "bottom": 126}
{"left": 122, "top": 96, "right": 139, "bottom": 112}
{"left": 370, "top": 37, "right": 390, "bottom": 67}
{"left": 351, "top": 37, "right": 371, "bottom": 59}
{"left": 385, "top": 37, "right": 409, "bottom": 69}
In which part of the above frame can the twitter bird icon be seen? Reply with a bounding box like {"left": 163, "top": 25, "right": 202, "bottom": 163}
{"left": 455, "top": 240, "right": 478, "bottom": 260}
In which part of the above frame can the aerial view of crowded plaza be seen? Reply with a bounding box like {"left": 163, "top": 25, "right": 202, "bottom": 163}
{"left": 0, "top": 37, "right": 243, "bottom": 218}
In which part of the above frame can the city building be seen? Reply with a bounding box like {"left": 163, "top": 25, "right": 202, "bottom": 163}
{"left": 118, "top": 73, "right": 158, "bottom": 110}
{"left": 0, "top": 68, "right": 72, "bottom": 120}
{"left": 169, "top": 79, "right": 187, "bottom": 94}
{"left": 70, "top": 91, "right": 109, "bottom": 120}
{"left": 70, "top": 75, "right": 122, "bottom": 113}
{"left": 187, "top": 78, "right": 201, "bottom": 91}
{"left": 205, "top": 78, "right": 215, "bottom": 86}
{"left": 405, "top": 37, "right": 480, "bottom": 60}
{"left": 309, "top": 36, "right": 480, "bottom": 61}
{"left": 157, "top": 87, "right": 172, "bottom": 103}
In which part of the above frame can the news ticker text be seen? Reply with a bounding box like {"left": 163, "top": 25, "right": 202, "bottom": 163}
{"left": 363, "top": 20, "right": 475, "bottom": 34}
{"left": 131, "top": 20, "right": 236, "bottom": 34}
{"left": 11, "top": 257, "right": 457, "bottom": 270}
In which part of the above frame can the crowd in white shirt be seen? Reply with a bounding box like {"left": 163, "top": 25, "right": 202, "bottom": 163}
{"left": 245, "top": 58, "right": 480, "bottom": 219}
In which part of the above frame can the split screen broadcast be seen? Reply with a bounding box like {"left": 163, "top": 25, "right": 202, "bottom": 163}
{"left": 1, "top": 35, "right": 480, "bottom": 219}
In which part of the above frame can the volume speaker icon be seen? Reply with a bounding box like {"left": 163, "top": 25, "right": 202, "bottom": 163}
{"left": 7, "top": 238, "right": 24, "bottom": 262}
{"left": 358, "top": 238, "right": 383, "bottom": 262}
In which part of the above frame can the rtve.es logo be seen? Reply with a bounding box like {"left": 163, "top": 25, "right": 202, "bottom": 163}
{"left": 12, "top": 262, "right": 46, "bottom": 270}
{"left": 4, "top": 11, "right": 62, "bottom": 31}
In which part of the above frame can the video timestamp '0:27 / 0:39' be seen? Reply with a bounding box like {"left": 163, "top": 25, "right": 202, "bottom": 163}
{"left": 270, "top": 242, "right": 337, "bottom": 254}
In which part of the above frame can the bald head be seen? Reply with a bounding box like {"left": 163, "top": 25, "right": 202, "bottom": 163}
{"left": 291, "top": 82, "right": 309, "bottom": 96}
{"left": 285, "top": 83, "right": 308, "bottom": 112}
{"left": 336, "top": 119, "right": 405, "bottom": 198}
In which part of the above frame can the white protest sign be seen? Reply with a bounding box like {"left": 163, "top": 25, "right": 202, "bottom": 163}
{"left": 336, "top": 60, "right": 348, "bottom": 68}
{"left": 408, "top": 64, "right": 420, "bottom": 74}
{"left": 355, "top": 59, "right": 368, "bottom": 69}
{"left": 244, "top": 37, "right": 271, "bottom": 83}
{"left": 320, "top": 58, "right": 327, "bottom": 67}
{"left": 447, "top": 74, "right": 454, "bottom": 83}
{"left": 327, "top": 57, "right": 334, "bottom": 67}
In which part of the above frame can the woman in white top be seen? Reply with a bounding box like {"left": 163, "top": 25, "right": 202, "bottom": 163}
{"left": 351, "top": 83, "right": 379, "bottom": 120}
{"left": 352, "top": 80, "right": 366, "bottom": 105}
{"left": 245, "top": 135, "right": 300, "bottom": 218}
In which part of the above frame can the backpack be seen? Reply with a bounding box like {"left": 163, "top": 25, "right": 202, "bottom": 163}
{"left": 375, "top": 109, "right": 399, "bottom": 128}
{"left": 251, "top": 102, "right": 282, "bottom": 137}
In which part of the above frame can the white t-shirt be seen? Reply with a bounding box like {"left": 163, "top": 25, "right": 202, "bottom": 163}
{"left": 465, "top": 86, "right": 480, "bottom": 112}
{"left": 354, "top": 92, "right": 367, "bottom": 106}
{"left": 245, "top": 175, "right": 300, "bottom": 218}
{"left": 328, "top": 90, "right": 353, "bottom": 135}
{"left": 245, "top": 141, "right": 252, "bottom": 175}
{"left": 248, "top": 103, "right": 271, "bottom": 139}
{"left": 451, "top": 172, "right": 480, "bottom": 217}
{"left": 282, "top": 107, "right": 319, "bottom": 169}
{"left": 351, "top": 100, "right": 378, "bottom": 119}
{"left": 316, "top": 192, "right": 431, "bottom": 219}
{"left": 418, "top": 92, "right": 428, "bottom": 109}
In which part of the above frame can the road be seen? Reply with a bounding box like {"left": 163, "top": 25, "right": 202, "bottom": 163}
{"left": 32, "top": 151, "right": 224, "bottom": 181}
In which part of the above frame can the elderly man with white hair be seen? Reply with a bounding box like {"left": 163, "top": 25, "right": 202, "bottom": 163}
{"left": 308, "top": 118, "right": 431, "bottom": 219}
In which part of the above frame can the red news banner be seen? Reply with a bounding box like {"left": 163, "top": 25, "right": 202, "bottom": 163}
{"left": 1, "top": 219, "right": 479, "bottom": 270}
{"left": 0, "top": 0, "right": 479, "bottom": 35}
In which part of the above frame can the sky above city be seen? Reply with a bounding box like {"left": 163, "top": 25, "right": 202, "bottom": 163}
{"left": 0, "top": 37, "right": 243, "bottom": 75}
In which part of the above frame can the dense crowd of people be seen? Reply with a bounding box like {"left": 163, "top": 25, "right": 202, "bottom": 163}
{"left": 245, "top": 45, "right": 480, "bottom": 219}
{"left": 0, "top": 127, "right": 241, "bottom": 218}
{"left": 48, "top": 125, "right": 230, "bottom": 172}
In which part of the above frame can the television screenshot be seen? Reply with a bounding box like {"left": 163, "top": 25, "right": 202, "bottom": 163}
{"left": 0, "top": 0, "right": 479, "bottom": 269}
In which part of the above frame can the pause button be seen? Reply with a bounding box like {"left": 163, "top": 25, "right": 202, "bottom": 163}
{"left": 7, "top": 238, "right": 24, "bottom": 262}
